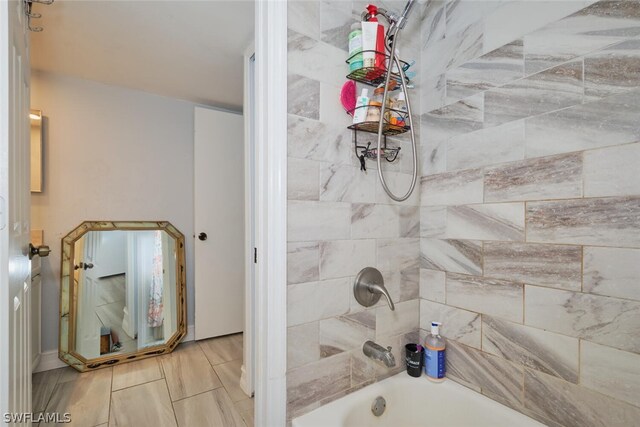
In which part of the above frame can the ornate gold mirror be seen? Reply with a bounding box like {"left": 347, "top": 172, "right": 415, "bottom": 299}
{"left": 60, "top": 221, "right": 186, "bottom": 371}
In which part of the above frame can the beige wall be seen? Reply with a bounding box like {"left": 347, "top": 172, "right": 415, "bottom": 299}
{"left": 31, "top": 71, "right": 196, "bottom": 352}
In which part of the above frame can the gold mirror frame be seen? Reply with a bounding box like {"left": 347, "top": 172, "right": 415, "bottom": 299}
{"left": 59, "top": 221, "right": 187, "bottom": 371}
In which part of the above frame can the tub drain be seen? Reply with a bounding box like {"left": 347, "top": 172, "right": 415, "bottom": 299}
{"left": 371, "top": 396, "right": 386, "bottom": 417}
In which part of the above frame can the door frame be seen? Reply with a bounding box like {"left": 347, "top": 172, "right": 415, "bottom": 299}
{"left": 240, "top": 43, "right": 255, "bottom": 397}
{"left": 253, "top": 0, "right": 288, "bottom": 424}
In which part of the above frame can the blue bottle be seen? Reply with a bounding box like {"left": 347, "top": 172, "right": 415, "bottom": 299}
{"left": 424, "top": 321, "right": 446, "bottom": 382}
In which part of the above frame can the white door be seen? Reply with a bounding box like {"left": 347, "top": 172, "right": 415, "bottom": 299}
{"left": 194, "top": 107, "right": 245, "bottom": 340}
{"left": 0, "top": 0, "right": 32, "bottom": 421}
{"left": 75, "top": 233, "right": 101, "bottom": 359}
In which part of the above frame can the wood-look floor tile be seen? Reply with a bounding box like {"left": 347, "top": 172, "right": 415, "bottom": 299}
{"left": 109, "top": 379, "right": 176, "bottom": 427}
{"left": 198, "top": 333, "right": 243, "bottom": 366}
{"left": 112, "top": 357, "right": 164, "bottom": 391}
{"left": 173, "top": 388, "right": 246, "bottom": 427}
{"left": 235, "top": 398, "right": 254, "bottom": 427}
{"left": 32, "top": 368, "right": 63, "bottom": 412}
{"left": 42, "top": 368, "right": 112, "bottom": 427}
{"left": 57, "top": 366, "right": 112, "bottom": 384}
{"left": 161, "top": 342, "right": 222, "bottom": 401}
{"left": 213, "top": 359, "right": 247, "bottom": 402}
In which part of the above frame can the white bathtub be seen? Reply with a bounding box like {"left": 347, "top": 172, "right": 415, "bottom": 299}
{"left": 292, "top": 373, "right": 544, "bottom": 427}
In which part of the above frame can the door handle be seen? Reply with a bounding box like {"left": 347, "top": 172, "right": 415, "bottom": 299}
{"left": 74, "top": 262, "right": 94, "bottom": 270}
{"left": 198, "top": 232, "right": 207, "bottom": 241}
{"left": 29, "top": 243, "right": 50, "bottom": 260}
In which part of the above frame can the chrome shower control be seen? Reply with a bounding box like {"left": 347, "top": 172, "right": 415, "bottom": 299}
{"left": 353, "top": 267, "right": 395, "bottom": 311}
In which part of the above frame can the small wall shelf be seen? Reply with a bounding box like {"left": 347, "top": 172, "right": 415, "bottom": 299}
{"left": 346, "top": 51, "right": 410, "bottom": 86}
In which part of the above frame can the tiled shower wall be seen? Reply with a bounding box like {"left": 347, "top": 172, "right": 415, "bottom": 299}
{"left": 285, "top": 0, "right": 425, "bottom": 419}
{"left": 419, "top": 1, "right": 640, "bottom": 426}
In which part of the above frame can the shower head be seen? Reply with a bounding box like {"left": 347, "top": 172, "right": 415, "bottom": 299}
{"left": 395, "top": 0, "right": 417, "bottom": 30}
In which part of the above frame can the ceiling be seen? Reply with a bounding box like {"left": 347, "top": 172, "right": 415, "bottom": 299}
{"left": 31, "top": 1, "right": 255, "bottom": 111}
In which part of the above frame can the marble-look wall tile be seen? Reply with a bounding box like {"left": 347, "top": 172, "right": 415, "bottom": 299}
{"left": 287, "top": 352, "right": 351, "bottom": 415}
{"left": 429, "top": 20, "right": 484, "bottom": 76}
{"left": 421, "top": 74, "right": 446, "bottom": 113}
{"left": 583, "top": 246, "right": 640, "bottom": 301}
{"left": 446, "top": 273, "right": 523, "bottom": 323}
{"left": 319, "top": 239, "right": 375, "bottom": 280}
{"left": 288, "top": 322, "right": 320, "bottom": 369}
{"left": 376, "top": 238, "right": 420, "bottom": 273}
{"left": 524, "top": 89, "right": 640, "bottom": 158}
{"left": 446, "top": 120, "right": 525, "bottom": 172}
{"left": 287, "top": 278, "right": 350, "bottom": 327}
{"left": 523, "top": 0, "right": 640, "bottom": 75}
{"left": 526, "top": 197, "right": 640, "bottom": 248}
{"left": 420, "top": 239, "right": 482, "bottom": 275}
{"left": 399, "top": 206, "right": 420, "bottom": 238}
{"left": 287, "top": 30, "right": 347, "bottom": 86}
{"left": 485, "top": 153, "right": 583, "bottom": 202}
{"left": 585, "top": 39, "right": 640, "bottom": 99}
{"left": 482, "top": 316, "right": 579, "bottom": 383}
{"left": 446, "top": 340, "right": 524, "bottom": 407}
{"left": 484, "top": 60, "right": 583, "bottom": 128}
{"left": 484, "top": 242, "right": 581, "bottom": 291}
{"left": 374, "top": 171, "right": 420, "bottom": 206}
{"left": 288, "top": 115, "right": 351, "bottom": 165}
{"left": 421, "top": 168, "right": 484, "bottom": 206}
{"left": 583, "top": 142, "right": 640, "bottom": 198}
{"left": 319, "top": 1, "right": 355, "bottom": 51}
{"left": 420, "top": 299, "right": 480, "bottom": 349}
{"left": 288, "top": 200, "right": 351, "bottom": 242}
{"left": 421, "top": 94, "right": 484, "bottom": 140}
{"left": 420, "top": 268, "right": 445, "bottom": 303}
{"left": 288, "top": 0, "right": 320, "bottom": 39}
{"left": 445, "top": 203, "right": 525, "bottom": 241}
{"left": 420, "top": 206, "right": 447, "bottom": 238}
{"left": 421, "top": 0, "right": 446, "bottom": 53}
{"left": 288, "top": 157, "right": 320, "bottom": 201}
{"left": 375, "top": 299, "right": 419, "bottom": 339}
{"left": 525, "top": 285, "right": 640, "bottom": 353}
{"left": 288, "top": 74, "right": 320, "bottom": 120}
{"left": 319, "top": 313, "right": 375, "bottom": 358}
{"left": 288, "top": 242, "right": 319, "bottom": 285}
{"left": 320, "top": 163, "right": 376, "bottom": 203}
{"left": 446, "top": 40, "right": 524, "bottom": 103}
{"left": 419, "top": 130, "right": 447, "bottom": 176}
{"left": 524, "top": 368, "right": 640, "bottom": 427}
{"left": 580, "top": 341, "right": 640, "bottom": 408}
{"left": 351, "top": 203, "right": 400, "bottom": 239}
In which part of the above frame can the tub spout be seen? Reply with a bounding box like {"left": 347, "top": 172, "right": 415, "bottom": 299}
{"left": 363, "top": 341, "right": 396, "bottom": 368}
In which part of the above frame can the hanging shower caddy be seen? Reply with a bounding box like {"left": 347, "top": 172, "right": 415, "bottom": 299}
{"left": 345, "top": 50, "right": 412, "bottom": 169}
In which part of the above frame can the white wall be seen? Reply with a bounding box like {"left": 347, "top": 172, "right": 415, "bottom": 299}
{"left": 31, "top": 71, "right": 196, "bottom": 352}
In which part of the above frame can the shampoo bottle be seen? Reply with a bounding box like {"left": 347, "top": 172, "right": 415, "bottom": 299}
{"left": 352, "top": 88, "right": 370, "bottom": 124}
{"left": 424, "top": 321, "right": 446, "bottom": 382}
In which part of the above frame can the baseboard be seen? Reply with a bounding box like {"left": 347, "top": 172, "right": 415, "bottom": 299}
{"left": 34, "top": 324, "right": 196, "bottom": 373}
{"left": 33, "top": 350, "right": 66, "bottom": 373}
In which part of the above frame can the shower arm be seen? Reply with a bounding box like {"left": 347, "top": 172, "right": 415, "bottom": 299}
{"left": 375, "top": 25, "right": 418, "bottom": 202}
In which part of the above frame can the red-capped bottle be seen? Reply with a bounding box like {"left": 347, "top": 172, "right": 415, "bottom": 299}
{"left": 366, "top": 4, "right": 386, "bottom": 71}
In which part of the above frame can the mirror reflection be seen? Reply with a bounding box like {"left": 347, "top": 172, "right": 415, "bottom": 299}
{"left": 30, "top": 109, "right": 43, "bottom": 192}
{"left": 73, "top": 230, "right": 178, "bottom": 360}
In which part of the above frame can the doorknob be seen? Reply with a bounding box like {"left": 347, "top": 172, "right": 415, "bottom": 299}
{"left": 74, "top": 262, "right": 94, "bottom": 270}
{"left": 198, "top": 232, "right": 207, "bottom": 241}
{"left": 29, "top": 243, "right": 50, "bottom": 260}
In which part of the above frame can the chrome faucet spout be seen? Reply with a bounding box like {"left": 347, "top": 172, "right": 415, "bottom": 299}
{"left": 363, "top": 341, "right": 396, "bottom": 368}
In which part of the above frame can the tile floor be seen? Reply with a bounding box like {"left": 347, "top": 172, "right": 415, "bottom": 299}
{"left": 32, "top": 333, "right": 253, "bottom": 427}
